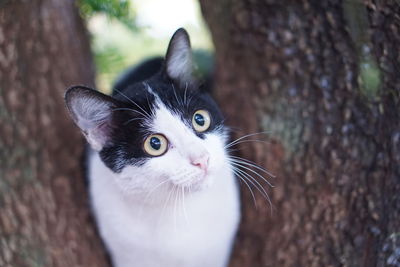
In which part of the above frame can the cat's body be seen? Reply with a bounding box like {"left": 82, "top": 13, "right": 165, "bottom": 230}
{"left": 65, "top": 29, "right": 240, "bottom": 267}
{"left": 89, "top": 151, "right": 239, "bottom": 267}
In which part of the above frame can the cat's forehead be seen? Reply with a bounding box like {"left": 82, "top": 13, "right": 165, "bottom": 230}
{"left": 116, "top": 80, "right": 223, "bottom": 128}
{"left": 145, "top": 83, "right": 200, "bottom": 131}
{"left": 148, "top": 100, "right": 197, "bottom": 145}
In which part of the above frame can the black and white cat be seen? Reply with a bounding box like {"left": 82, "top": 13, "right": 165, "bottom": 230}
{"left": 65, "top": 29, "right": 240, "bottom": 267}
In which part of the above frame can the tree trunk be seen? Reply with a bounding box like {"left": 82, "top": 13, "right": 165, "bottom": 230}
{"left": 0, "top": 1, "right": 109, "bottom": 266}
{"left": 200, "top": 0, "right": 400, "bottom": 266}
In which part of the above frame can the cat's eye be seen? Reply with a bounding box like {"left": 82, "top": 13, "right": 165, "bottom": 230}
{"left": 143, "top": 134, "right": 168, "bottom": 156}
{"left": 192, "top": 110, "right": 211, "bottom": 132}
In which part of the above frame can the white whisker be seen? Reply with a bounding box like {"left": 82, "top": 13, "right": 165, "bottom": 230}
{"left": 186, "top": 93, "right": 195, "bottom": 108}
{"left": 225, "top": 131, "right": 271, "bottom": 148}
{"left": 161, "top": 184, "right": 175, "bottom": 223}
{"left": 233, "top": 167, "right": 273, "bottom": 212}
{"left": 171, "top": 83, "right": 184, "bottom": 107}
{"left": 229, "top": 156, "right": 276, "bottom": 178}
{"left": 229, "top": 161, "right": 274, "bottom": 187}
{"left": 183, "top": 82, "right": 189, "bottom": 107}
{"left": 233, "top": 167, "right": 269, "bottom": 199}
{"left": 114, "top": 88, "right": 152, "bottom": 119}
{"left": 123, "top": 117, "right": 143, "bottom": 125}
{"left": 144, "top": 179, "right": 170, "bottom": 203}
{"left": 181, "top": 186, "right": 189, "bottom": 225}
{"left": 173, "top": 185, "right": 179, "bottom": 231}
{"left": 227, "top": 139, "right": 270, "bottom": 147}
{"left": 113, "top": 107, "right": 149, "bottom": 119}
{"left": 232, "top": 169, "right": 257, "bottom": 209}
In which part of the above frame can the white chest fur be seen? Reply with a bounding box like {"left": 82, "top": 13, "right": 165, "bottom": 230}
{"left": 88, "top": 152, "right": 240, "bottom": 267}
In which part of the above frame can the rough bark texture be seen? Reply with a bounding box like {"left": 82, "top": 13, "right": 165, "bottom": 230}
{"left": 0, "top": 1, "right": 109, "bottom": 266}
{"left": 200, "top": 0, "right": 400, "bottom": 266}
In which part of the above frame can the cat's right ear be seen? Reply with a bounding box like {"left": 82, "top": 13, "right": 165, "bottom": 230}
{"left": 65, "top": 86, "right": 116, "bottom": 151}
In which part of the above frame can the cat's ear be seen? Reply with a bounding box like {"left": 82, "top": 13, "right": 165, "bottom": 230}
{"left": 165, "top": 28, "right": 194, "bottom": 87}
{"left": 65, "top": 86, "right": 117, "bottom": 151}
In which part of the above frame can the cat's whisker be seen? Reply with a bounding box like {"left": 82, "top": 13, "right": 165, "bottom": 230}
{"left": 233, "top": 166, "right": 273, "bottom": 212}
{"left": 145, "top": 93, "right": 156, "bottom": 118}
{"left": 229, "top": 156, "right": 276, "bottom": 179}
{"left": 177, "top": 186, "right": 181, "bottom": 212}
{"left": 149, "top": 103, "right": 156, "bottom": 118}
{"left": 113, "top": 107, "right": 149, "bottom": 119}
{"left": 173, "top": 185, "right": 179, "bottom": 232}
{"left": 226, "top": 148, "right": 240, "bottom": 154}
{"left": 171, "top": 83, "right": 184, "bottom": 107}
{"left": 144, "top": 179, "right": 171, "bottom": 203}
{"left": 189, "top": 184, "right": 193, "bottom": 195}
{"left": 181, "top": 186, "right": 189, "bottom": 225}
{"left": 123, "top": 117, "right": 143, "bottom": 125}
{"left": 227, "top": 139, "right": 271, "bottom": 147}
{"left": 183, "top": 82, "right": 189, "bottom": 107}
{"left": 114, "top": 89, "right": 152, "bottom": 118}
{"left": 229, "top": 161, "right": 274, "bottom": 188}
{"left": 231, "top": 169, "right": 258, "bottom": 209}
{"left": 186, "top": 93, "right": 195, "bottom": 108}
{"left": 179, "top": 187, "right": 183, "bottom": 224}
{"left": 143, "top": 83, "right": 158, "bottom": 118}
{"left": 114, "top": 88, "right": 152, "bottom": 119}
{"left": 225, "top": 131, "right": 271, "bottom": 148}
{"left": 161, "top": 183, "right": 176, "bottom": 222}
{"left": 167, "top": 185, "right": 176, "bottom": 230}
{"left": 188, "top": 95, "right": 201, "bottom": 108}
{"left": 234, "top": 167, "right": 270, "bottom": 201}
{"left": 219, "top": 119, "right": 227, "bottom": 128}
{"left": 224, "top": 126, "right": 242, "bottom": 133}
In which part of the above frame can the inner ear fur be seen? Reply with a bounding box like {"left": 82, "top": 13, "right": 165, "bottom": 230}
{"left": 65, "top": 86, "right": 118, "bottom": 150}
{"left": 164, "top": 28, "right": 194, "bottom": 88}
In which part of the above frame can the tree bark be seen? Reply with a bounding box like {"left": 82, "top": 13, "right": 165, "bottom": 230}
{"left": 0, "top": 1, "right": 109, "bottom": 266}
{"left": 200, "top": 0, "right": 400, "bottom": 266}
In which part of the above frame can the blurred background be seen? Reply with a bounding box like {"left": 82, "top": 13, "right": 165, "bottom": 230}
{"left": 0, "top": 0, "right": 399, "bottom": 266}
{"left": 80, "top": 0, "right": 213, "bottom": 93}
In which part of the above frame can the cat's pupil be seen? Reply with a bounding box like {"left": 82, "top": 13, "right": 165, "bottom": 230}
{"left": 194, "top": 114, "right": 205, "bottom": 126}
{"left": 150, "top": 137, "right": 161, "bottom": 150}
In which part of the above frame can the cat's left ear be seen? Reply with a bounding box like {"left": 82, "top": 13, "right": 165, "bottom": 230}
{"left": 165, "top": 28, "right": 194, "bottom": 87}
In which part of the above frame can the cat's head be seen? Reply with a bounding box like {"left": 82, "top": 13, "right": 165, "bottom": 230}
{"left": 65, "top": 28, "right": 229, "bottom": 196}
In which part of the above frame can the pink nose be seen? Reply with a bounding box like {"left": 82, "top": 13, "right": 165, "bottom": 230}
{"left": 190, "top": 153, "right": 209, "bottom": 171}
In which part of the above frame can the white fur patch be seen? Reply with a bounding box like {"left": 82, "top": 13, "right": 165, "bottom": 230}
{"left": 88, "top": 100, "right": 240, "bottom": 267}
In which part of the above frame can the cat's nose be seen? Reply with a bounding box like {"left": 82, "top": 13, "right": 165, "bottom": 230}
{"left": 190, "top": 153, "right": 209, "bottom": 172}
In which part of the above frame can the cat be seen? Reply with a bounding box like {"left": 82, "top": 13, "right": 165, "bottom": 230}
{"left": 64, "top": 28, "right": 241, "bottom": 267}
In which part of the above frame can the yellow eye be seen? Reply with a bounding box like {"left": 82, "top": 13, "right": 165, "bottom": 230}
{"left": 192, "top": 110, "right": 211, "bottom": 132}
{"left": 143, "top": 134, "right": 168, "bottom": 156}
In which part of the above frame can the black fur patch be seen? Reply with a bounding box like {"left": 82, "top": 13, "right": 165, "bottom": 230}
{"left": 66, "top": 29, "right": 224, "bottom": 173}
{"left": 98, "top": 64, "right": 224, "bottom": 173}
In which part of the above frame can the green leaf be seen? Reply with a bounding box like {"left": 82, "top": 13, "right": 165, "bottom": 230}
{"left": 78, "top": 0, "right": 137, "bottom": 31}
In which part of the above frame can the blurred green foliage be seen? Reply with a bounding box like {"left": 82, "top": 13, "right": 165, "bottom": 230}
{"left": 343, "top": 0, "right": 381, "bottom": 100}
{"left": 193, "top": 49, "right": 214, "bottom": 79}
{"left": 79, "top": 0, "right": 137, "bottom": 30}
{"left": 77, "top": 0, "right": 213, "bottom": 93}
{"left": 93, "top": 45, "right": 126, "bottom": 92}
{"left": 78, "top": 0, "right": 140, "bottom": 92}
